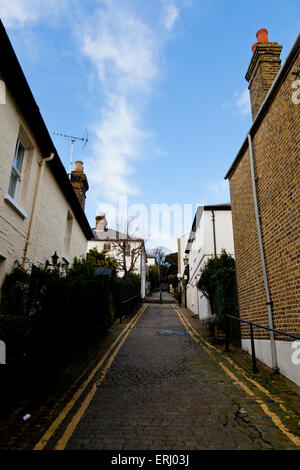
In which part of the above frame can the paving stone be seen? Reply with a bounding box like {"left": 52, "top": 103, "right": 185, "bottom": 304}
{"left": 64, "top": 303, "right": 299, "bottom": 450}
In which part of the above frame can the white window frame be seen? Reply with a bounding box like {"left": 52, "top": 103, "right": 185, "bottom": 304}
{"left": 8, "top": 137, "right": 26, "bottom": 202}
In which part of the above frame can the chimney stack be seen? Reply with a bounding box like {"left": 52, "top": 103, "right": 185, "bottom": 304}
{"left": 95, "top": 213, "right": 107, "bottom": 231}
{"left": 246, "top": 29, "right": 282, "bottom": 120}
{"left": 70, "top": 160, "right": 89, "bottom": 211}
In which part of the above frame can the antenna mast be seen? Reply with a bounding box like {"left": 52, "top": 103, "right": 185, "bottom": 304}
{"left": 53, "top": 131, "right": 88, "bottom": 178}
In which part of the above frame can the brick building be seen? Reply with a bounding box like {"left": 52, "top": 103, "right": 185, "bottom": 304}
{"left": 225, "top": 29, "right": 300, "bottom": 386}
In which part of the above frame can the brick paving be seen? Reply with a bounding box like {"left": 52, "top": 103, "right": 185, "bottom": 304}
{"left": 61, "top": 302, "right": 299, "bottom": 450}
{"left": 1, "top": 300, "right": 299, "bottom": 451}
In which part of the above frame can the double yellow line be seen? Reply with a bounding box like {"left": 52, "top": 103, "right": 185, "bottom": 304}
{"left": 173, "top": 304, "right": 300, "bottom": 448}
{"left": 34, "top": 303, "right": 147, "bottom": 451}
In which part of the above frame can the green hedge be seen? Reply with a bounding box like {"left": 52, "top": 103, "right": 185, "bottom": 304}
{"left": 0, "top": 259, "right": 115, "bottom": 414}
{"left": 111, "top": 273, "right": 141, "bottom": 315}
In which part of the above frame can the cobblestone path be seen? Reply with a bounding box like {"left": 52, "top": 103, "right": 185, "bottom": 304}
{"left": 33, "top": 302, "right": 299, "bottom": 451}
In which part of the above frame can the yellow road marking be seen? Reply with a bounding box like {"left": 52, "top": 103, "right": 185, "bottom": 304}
{"left": 255, "top": 399, "right": 300, "bottom": 446}
{"left": 173, "top": 305, "right": 300, "bottom": 448}
{"left": 173, "top": 305, "right": 215, "bottom": 359}
{"left": 174, "top": 305, "right": 287, "bottom": 409}
{"left": 34, "top": 304, "right": 147, "bottom": 450}
{"left": 54, "top": 305, "right": 145, "bottom": 450}
{"left": 219, "top": 362, "right": 254, "bottom": 396}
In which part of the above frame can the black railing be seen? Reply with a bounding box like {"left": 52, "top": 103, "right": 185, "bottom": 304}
{"left": 120, "top": 296, "right": 143, "bottom": 323}
{"left": 225, "top": 314, "right": 300, "bottom": 373}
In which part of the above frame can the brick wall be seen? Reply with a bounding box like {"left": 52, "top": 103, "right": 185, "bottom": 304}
{"left": 228, "top": 49, "right": 300, "bottom": 342}
{"left": 246, "top": 43, "right": 282, "bottom": 119}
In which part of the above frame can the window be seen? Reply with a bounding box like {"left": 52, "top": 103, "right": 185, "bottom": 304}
{"left": 103, "top": 243, "right": 111, "bottom": 251}
{"left": 8, "top": 138, "right": 26, "bottom": 200}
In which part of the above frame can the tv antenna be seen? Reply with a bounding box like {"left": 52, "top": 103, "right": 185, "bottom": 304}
{"left": 53, "top": 130, "right": 88, "bottom": 178}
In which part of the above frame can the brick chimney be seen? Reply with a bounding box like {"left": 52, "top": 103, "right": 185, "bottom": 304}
{"left": 246, "top": 28, "right": 282, "bottom": 120}
{"left": 70, "top": 160, "right": 89, "bottom": 211}
{"left": 95, "top": 213, "right": 107, "bottom": 231}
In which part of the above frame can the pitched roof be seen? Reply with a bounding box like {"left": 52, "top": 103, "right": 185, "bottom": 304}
{"left": 0, "top": 21, "right": 93, "bottom": 239}
{"left": 92, "top": 229, "right": 142, "bottom": 242}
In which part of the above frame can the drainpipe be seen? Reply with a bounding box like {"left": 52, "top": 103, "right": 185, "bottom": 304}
{"left": 211, "top": 209, "right": 217, "bottom": 257}
{"left": 248, "top": 134, "right": 278, "bottom": 371}
{"left": 23, "top": 153, "right": 55, "bottom": 267}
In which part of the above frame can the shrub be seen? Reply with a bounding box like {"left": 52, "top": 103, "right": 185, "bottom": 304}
{"left": 0, "top": 258, "right": 116, "bottom": 414}
{"left": 111, "top": 273, "right": 141, "bottom": 316}
{"left": 197, "top": 250, "right": 240, "bottom": 339}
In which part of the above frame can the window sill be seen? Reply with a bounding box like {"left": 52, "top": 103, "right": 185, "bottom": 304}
{"left": 5, "top": 194, "right": 28, "bottom": 219}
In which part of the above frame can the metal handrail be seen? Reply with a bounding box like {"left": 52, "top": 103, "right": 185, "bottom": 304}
{"left": 121, "top": 295, "right": 141, "bottom": 305}
{"left": 120, "top": 295, "right": 142, "bottom": 323}
{"left": 225, "top": 314, "right": 300, "bottom": 340}
{"left": 224, "top": 314, "right": 300, "bottom": 374}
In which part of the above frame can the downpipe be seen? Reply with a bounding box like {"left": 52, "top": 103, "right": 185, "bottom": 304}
{"left": 211, "top": 209, "right": 217, "bottom": 257}
{"left": 248, "top": 134, "right": 278, "bottom": 371}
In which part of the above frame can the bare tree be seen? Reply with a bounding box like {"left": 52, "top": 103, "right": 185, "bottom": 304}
{"left": 147, "top": 246, "right": 170, "bottom": 281}
{"left": 111, "top": 216, "right": 146, "bottom": 277}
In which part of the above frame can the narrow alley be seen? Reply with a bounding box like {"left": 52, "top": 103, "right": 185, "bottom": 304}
{"left": 16, "top": 296, "right": 298, "bottom": 451}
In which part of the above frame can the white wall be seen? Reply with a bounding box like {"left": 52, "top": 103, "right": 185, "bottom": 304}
{"left": 204, "top": 210, "right": 234, "bottom": 256}
{"left": 177, "top": 231, "right": 189, "bottom": 277}
{"left": 0, "top": 82, "right": 88, "bottom": 285}
{"left": 87, "top": 239, "right": 144, "bottom": 278}
{"left": 186, "top": 209, "right": 234, "bottom": 320}
{"left": 242, "top": 339, "right": 300, "bottom": 387}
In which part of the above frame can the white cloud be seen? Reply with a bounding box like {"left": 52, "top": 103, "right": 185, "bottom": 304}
{"left": 161, "top": 4, "right": 179, "bottom": 30}
{"left": 78, "top": 2, "right": 162, "bottom": 204}
{"left": 234, "top": 88, "right": 251, "bottom": 115}
{"left": 223, "top": 88, "right": 251, "bottom": 116}
{"left": 205, "top": 180, "right": 230, "bottom": 203}
{"left": 0, "top": 0, "right": 66, "bottom": 27}
{"left": 87, "top": 95, "right": 145, "bottom": 202}
{"left": 81, "top": 7, "right": 159, "bottom": 95}
{"left": 0, "top": 0, "right": 191, "bottom": 210}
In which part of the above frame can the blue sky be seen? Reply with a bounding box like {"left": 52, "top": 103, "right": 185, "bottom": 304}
{"left": 1, "top": 0, "right": 299, "bottom": 251}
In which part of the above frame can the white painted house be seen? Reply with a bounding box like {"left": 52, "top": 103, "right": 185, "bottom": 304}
{"left": 87, "top": 213, "right": 147, "bottom": 298}
{"left": 177, "top": 231, "right": 190, "bottom": 279}
{"left": 0, "top": 21, "right": 92, "bottom": 286}
{"left": 183, "top": 204, "right": 234, "bottom": 319}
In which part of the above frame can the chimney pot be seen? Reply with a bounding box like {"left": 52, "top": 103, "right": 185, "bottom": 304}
{"left": 256, "top": 28, "right": 269, "bottom": 43}
{"left": 75, "top": 160, "right": 83, "bottom": 172}
{"left": 252, "top": 28, "right": 269, "bottom": 54}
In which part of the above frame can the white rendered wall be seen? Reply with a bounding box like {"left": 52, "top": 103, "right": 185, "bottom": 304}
{"left": 0, "top": 83, "right": 88, "bottom": 285}
{"left": 242, "top": 339, "right": 300, "bottom": 387}
{"left": 186, "top": 209, "right": 234, "bottom": 320}
{"left": 203, "top": 210, "right": 234, "bottom": 257}
{"left": 87, "top": 239, "right": 144, "bottom": 277}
